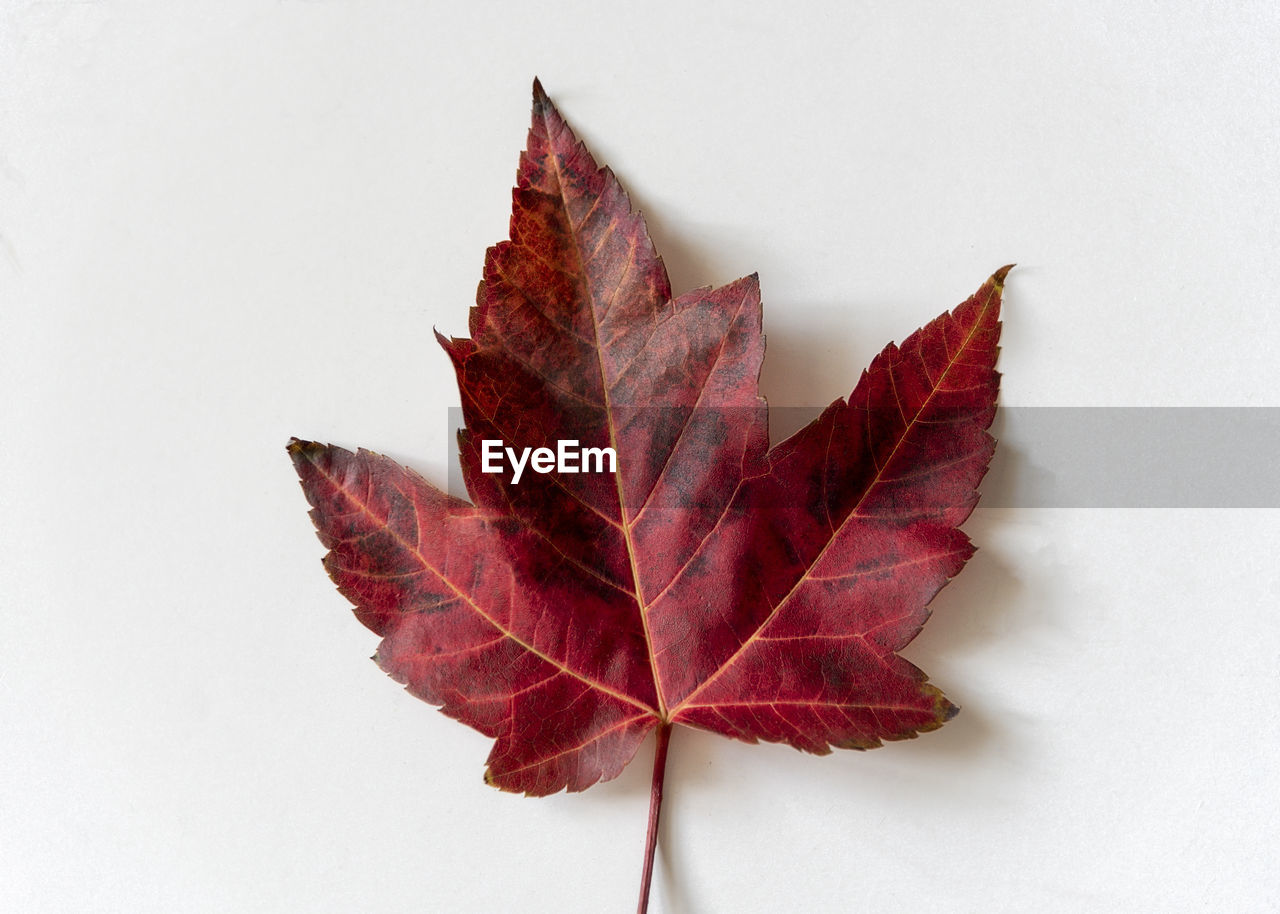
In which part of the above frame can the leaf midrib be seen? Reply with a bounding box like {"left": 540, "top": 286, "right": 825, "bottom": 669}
{"left": 541, "top": 120, "right": 671, "bottom": 721}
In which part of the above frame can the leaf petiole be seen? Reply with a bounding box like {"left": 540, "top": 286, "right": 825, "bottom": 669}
{"left": 637, "top": 723, "right": 672, "bottom": 914}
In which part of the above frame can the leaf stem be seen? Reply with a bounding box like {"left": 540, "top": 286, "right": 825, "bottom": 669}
{"left": 637, "top": 723, "right": 672, "bottom": 914}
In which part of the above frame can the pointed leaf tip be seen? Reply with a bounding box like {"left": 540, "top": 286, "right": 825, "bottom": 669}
{"left": 992, "top": 264, "right": 1015, "bottom": 288}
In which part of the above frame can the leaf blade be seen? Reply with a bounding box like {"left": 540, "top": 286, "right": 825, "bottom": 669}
{"left": 287, "top": 81, "right": 1008, "bottom": 798}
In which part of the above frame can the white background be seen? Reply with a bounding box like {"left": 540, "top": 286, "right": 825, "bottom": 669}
{"left": 3, "top": 2, "right": 1279, "bottom": 911}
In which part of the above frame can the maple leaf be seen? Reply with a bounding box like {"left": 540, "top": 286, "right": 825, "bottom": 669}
{"left": 288, "top": 79, "right": 1006, "bottom": 910}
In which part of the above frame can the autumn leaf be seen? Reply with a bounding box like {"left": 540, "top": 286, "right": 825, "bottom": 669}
{"left": 288, "top": 79, "right": 1006, "bottom": 911}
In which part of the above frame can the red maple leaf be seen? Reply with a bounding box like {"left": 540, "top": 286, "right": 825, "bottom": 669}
{"left": 289, "top": 79, "right": 1006, "bottom": 910}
